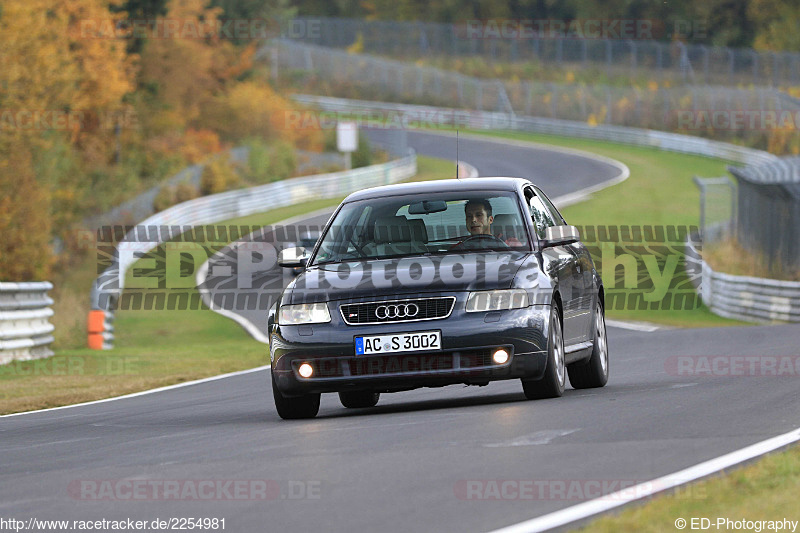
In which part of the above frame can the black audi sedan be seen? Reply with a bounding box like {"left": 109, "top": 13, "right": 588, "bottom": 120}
{"left": 268, "top": 178, "right": 608, "bottom": 419}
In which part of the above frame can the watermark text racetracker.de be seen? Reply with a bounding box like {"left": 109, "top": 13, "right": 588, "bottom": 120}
{"left": 0, "top": 108, "right": 139, "bottom": 132}
{"left": 669, "top": 110, "right": 800, "bottom": 132}
{"left": 454, "top": 479, "right": 706, "bottom": 501}
{"left": 0, "top": 356, "right": 140, "bottom": 377}
{"left": 68, "top": 479, "right": 321, "bottom": 501}
{"left": 0, "top": 517, "right": 227, "bottom": 531}
{"left": 666, "top": 356, "right": 800, "bottom": 377}
{"left": 454, "top": 19, "right": 707, "bottom": 40}
{"left": 90, "top": 223, "right": 702, "bottom": 313}
{"left": 76, "top": 18, "right": 320, "bottom": 40}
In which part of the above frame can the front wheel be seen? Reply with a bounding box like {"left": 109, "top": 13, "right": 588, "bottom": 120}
{"left": 271, "top": 371, "right": 320, "bottom": 419}
{"left": 339, "top": 391, "right": 380, "bottom": 409}
{"left": 521, "top": 302, "right": 565, "bottom": 400}
{"left": 567, "top": 301, "right": 609, "bottom": 389}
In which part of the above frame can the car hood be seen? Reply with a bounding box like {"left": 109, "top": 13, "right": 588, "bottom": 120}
{"left": 284, "top": 252, "right": 531, "bottom": 304}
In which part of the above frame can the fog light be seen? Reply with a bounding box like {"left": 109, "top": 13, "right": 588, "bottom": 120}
{"left": 298, "top": 363, "right": 313, "bottom": 378}
{"left": 492, "top": 349, "right": 509, "bottom": 365}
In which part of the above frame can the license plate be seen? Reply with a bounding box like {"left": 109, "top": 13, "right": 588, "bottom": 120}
{"left": 355, "top": 331, "right": 441, "bottom": 355}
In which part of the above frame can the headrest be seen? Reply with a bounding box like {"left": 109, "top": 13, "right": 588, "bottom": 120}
{"left": 493, "top": 214, "right": 525, "bottom": 240}
{"left": 374, "top": 216, "right": 413, "bottom": 243}
{"left": 407, "top": 219, "right": 428, "bottom": 243}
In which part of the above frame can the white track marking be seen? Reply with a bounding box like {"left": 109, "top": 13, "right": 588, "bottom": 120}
{"left": 488, "top": 426, "right": 800, "bottom": 533}
{"left": 483, "top": 429, "right": 580, "bottom": 448}
{"left": 605, "top": 319, "right": 661, "bottom": 332}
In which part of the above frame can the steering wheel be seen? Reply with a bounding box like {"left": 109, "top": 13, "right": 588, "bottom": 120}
{"left": 452, "top": 233, "right": 510, "bottom": 250}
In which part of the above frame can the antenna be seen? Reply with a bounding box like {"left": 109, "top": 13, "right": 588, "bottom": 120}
{"left": 456, "top": 130, "right": 460, "bottom": 179}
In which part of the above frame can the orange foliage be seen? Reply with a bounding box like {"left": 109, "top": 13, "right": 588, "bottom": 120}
{"left": 201, "top": 82, "right": 323, "bottom": 151}
{"left": 180, "top": 129, "right": 224, "bottom": 163}
{"left": 0, "top": 143, "right": 53, "bottom": 280}
{"left": 0, "top": 0, "right": 135, "bottom": 143}
{"left": 138, "top": 0, "right": 249, "bottom": 128}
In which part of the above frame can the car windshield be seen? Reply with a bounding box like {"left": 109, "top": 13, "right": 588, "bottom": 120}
{"left": 312, "top": 191, "right": 529, "bottom": 265}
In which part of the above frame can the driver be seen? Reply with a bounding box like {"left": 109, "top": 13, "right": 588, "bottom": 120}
{"left": 464, "top": 199, "right": 522, "bottom": 246}
{"left": 465, "top": 199, "right": 493, "bottom": 236}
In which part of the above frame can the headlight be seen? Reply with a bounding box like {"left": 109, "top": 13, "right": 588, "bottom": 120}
{"left": 278, "top": 303, "right": 331, "bottom": 325}
{"left": 466, "top": 289, "right": 529, "bottom": 312}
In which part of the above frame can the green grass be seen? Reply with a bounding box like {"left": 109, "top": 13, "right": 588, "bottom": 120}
{"left": 0, "top": 155, "right": 453, "bottom": 415}
{"left": 467, "top": 130, "right": 730, "bottom": 227}
{"left": 577, "top": 444, "right": 800, "bottom": 532}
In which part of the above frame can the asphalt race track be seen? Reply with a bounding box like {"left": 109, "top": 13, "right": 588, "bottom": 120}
{"left": 2, "top": 131, "right": 799, "bottom": 533}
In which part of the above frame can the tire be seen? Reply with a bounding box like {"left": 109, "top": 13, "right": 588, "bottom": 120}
{"left": 568, "top": 301, "right": 609, "bottom": 389}
{"left": 521, "top": 302, "right": 566, "bottom": 400}
{"left": 271, "top": 371, "right": 320, "bottom": 419}
{"left": 339, "top": 391, "right": 380, "bottom": 409}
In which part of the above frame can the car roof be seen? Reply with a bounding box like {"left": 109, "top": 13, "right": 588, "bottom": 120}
{"left": 342, "top": 177, "right": 534, "bottom": 203}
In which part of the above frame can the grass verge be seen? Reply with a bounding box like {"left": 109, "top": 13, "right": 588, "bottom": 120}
{"left": 0, "top": 155, "right": 454, "bottom": 415}
{"left": 704, "top": 239, "right": 800, "bottom": 282}
{"left": 577, "top": 444, "right": 800, "bottom": 532}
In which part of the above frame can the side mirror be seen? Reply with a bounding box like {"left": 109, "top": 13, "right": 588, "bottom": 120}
{"left": 543, "top": 225, "right": 580, "bottom": 247}
{"left": 278, "top": 247, "right": 309, "bottom": 268}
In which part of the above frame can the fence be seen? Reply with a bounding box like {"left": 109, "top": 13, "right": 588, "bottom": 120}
{"left": 0, "top": 282, "right": 55, "bottom": 364}
{"left": 88, "top": 151, "right": 417, "bottom": 348}
{"left": 289, "top": 17, "right": 800, "bottom": 88}
{"left": 271, "top": 40, "right": 800, "bottom": 135}
{"left": 728, "top": 157, "right": 800, "bottom": 272}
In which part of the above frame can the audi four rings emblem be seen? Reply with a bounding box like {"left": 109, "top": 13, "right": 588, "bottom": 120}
{"left": 375, "top": 303, "right": 419, "bottom": 319}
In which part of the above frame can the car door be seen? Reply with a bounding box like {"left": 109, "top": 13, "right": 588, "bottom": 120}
{"left": 526, "top": 188, "right": 582, "bottom": 344}
{"left": 535, "top": 187, "right": 593, "bottom": 343}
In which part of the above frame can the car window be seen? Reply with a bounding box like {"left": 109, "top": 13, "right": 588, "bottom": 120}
{"left": 311, "top": 191, "right": 529, "bottom": 264}
{"left": 528, "top": 194, "right": 555, "bottom": 239}
{"left": 534, "top": 186, "right": 567, "bottom": 226}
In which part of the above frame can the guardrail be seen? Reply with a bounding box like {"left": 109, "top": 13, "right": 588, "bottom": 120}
{"left": 291, "top": 94, "right": 778, "bottom": 167}
{"left": 0, "top": 282, "right": 55, "bottom": 364}
{"left": 686, "top": 242, "right": 800, "bottom": 323}
{"left": 89, "top": 152, "right": 417, "bottom": 349}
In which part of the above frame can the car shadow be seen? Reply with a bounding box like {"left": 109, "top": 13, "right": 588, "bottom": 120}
{"left": 315, "top": 389, "right": 554, "bottom": 419}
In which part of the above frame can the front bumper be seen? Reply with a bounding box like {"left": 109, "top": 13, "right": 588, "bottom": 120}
{"left": 270, "top": 299, "right": 551, "bottom": 396}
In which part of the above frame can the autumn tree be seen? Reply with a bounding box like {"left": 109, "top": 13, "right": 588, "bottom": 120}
{"left": 0, "top": 142, "right": 53, "bottom": 280}
{"left": 749, "top": 0, "right": 800, "bottom": 51}
{"left": 0, "top": 0, "right": 135, "bottom": 279}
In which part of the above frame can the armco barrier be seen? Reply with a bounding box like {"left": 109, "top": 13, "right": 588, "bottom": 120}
{"left": 88, "top": 152, "right": 417, "bottom": 349}
{"left": 0, "top": 282, "right": 55, "bottom": 364}
{"left": 687, "top": 242, "right": 800, "bottom": 323}
{"left": 291, "top": 94, "right": 778, "bottom": 167}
